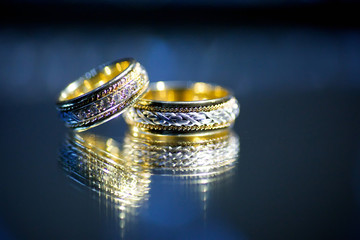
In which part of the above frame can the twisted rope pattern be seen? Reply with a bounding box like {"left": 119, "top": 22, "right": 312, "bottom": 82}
{"left": 125, "top": 99, "right": 239, "bottom": 129}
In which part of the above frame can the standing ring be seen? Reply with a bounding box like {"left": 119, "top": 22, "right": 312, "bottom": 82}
{"left": 56, "top": 58, "right": 149, "bottom": 131}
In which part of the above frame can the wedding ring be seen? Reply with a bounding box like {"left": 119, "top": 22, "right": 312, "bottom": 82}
{"left": 56, "top": 58, "right": 149, "bottom": 131}
{"left": 123, "top": 127, "right": 239, "bottom": 173}
{"left": 124, "top": 82, "right": 239, "bottom": 132}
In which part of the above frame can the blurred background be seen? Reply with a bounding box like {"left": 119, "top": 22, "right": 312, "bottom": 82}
{"left": 0, "top": 0, "right": 359, "bottom": 239}
{"left": 1, "top": 0, "right": 359, "bottom": 103}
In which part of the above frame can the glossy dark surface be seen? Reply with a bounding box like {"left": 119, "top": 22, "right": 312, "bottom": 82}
{"left": 0, "top": 25, "right": 359, "bottom": 240}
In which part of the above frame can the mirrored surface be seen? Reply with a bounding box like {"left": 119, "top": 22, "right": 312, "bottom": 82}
{"left": 58, "top": 128, "right": 239, "bottom": 239}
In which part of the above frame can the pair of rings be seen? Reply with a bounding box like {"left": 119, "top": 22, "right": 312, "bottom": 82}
{"left": 56, "top": 58, "right": 240, "bottom": 132}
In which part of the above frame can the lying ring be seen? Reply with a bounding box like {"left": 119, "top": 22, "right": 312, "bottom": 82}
{"left": 124, "top": 81, "right": 240, "bottom": 132}
{"left": 123, "top": 127, "right": 239, "bottom": 173}
{"left": 56, "top": 58, "right": 149, "bottom": 131}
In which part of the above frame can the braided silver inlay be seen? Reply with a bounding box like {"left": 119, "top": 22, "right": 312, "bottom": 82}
{"left": 60, "top": 66, "right": 148, "bottom": 125}
{"left": 125, "top": 98, "right": 239, "bottom": 129}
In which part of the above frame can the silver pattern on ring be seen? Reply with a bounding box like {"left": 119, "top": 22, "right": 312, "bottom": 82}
{"left": 126, "top": 97, "right": 239, "bottom": 128}
{"left": 124, "top": 82, "right": 240, "bottom": 132}
{"left": 57, "top": 58, "right": 149, "bottom": 131}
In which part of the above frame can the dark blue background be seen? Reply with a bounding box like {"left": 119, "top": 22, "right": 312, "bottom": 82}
{"left": 0, "top": 1, "right": 359, "bottom": 239}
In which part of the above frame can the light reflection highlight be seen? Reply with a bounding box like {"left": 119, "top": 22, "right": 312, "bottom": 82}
{"left": 59, "top": 128, "right": 239, "bottom": 236}
{"left": 123, "top": 127, "right": 239, "bottom": 175}
{"left": 59, "top": 132, "right": 151, "bottom": 213}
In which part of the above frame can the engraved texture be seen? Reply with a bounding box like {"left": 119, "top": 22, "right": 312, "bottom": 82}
{"left": 59, "top": 68, "right": 149, "bottom": 129}
{"left": 57, "top": 62, "right": 144, "bottom": 111}
{"left": 124, "top": 98, "right": 239, "bottom": 131}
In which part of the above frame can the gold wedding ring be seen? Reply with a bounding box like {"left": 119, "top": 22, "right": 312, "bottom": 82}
{"left": 124, "top": 81, "right": 240, "bottom": 132}
{"left": 56, "top": 58, "right": 149, "bottom": 131}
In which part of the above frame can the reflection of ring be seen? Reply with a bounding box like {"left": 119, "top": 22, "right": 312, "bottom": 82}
{"left": 123, "top": 127, "right": 239, "bottom": 173}
{"left": 56, "top": 58, "right": 149, "bottom": 131}
{"left": 59, "top": 132, "right": 151, "bottom": 209}
{"left": 124, "top": 82, "right": 240, "bottom": 132}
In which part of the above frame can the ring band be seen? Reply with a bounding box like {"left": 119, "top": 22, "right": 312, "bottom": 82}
{"left": 124, "top": 82, "right": 240, "bottom": 132}
{"left": 56, "top": 58, "right": 149, "bottom": 131}
{"left": 123, "top": 127, "right": 239, "bottom": 172}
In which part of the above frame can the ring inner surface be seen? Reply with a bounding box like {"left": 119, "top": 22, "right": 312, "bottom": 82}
{"left": 59, "top": 60, "right": 130, "bottom": 101}
{"left": 142, "top": 82, "right": 228, "bottom": 102}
